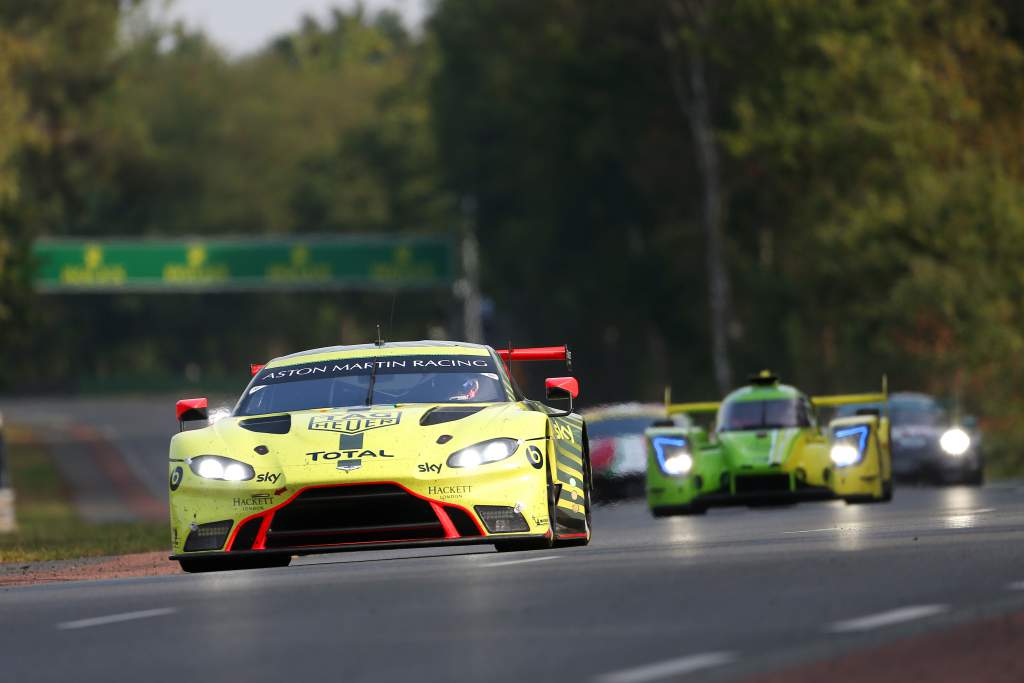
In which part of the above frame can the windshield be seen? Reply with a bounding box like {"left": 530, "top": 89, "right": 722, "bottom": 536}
{"left": 719, "top": 398, "right": 810, "bottom": 432}
{"left": 891, "top": 399, "right": 946, "bottom": 426}
{"left": 589, "top": 417, "right": 662, "bottom": 439}
{"left": 236, "top": 354, "right": 509, "bottom": 416}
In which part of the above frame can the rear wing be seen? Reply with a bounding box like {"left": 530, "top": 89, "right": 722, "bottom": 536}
{"left": 812, "top": 375, "right": 888, "bottom": 410}
{"left": 663, "top": 387, "right": 720, "bottom": 416}
{"left": 496, "top": 345, "right": 572, "bottom": 372}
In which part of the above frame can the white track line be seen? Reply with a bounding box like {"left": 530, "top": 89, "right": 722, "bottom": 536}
{"left": 594, "top": 652, "right": 737, "bottom": 683}
{"left": 828, "top": 605, "right": 948, "bottom": 633}
{"left": 57, "top": 607, "right": 178, "bottom": 630}
{"left": 783, "top": 527, "right": 840, "bottom": 535}
{"left": 481, "top": 556, "right": 559, "bottom": 568}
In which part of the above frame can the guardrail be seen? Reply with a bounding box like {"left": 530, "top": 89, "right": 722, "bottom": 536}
{"left": 0, "top": 411, "right": 16, "bottom": 533}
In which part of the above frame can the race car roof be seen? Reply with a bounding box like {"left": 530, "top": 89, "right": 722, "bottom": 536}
{"left": 264, "top": 340, "right": 492, "bottom": 369}
{"left": 724, "top": 383, "right": 804, "bottom": 403}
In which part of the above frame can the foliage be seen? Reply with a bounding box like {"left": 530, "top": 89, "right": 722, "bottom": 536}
{"left": 2, "top": 1, "right": 1024, "bottom": 469}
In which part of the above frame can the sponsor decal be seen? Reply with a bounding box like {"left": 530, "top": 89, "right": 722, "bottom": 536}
{"left": 417, "top": 463, "right": 443, "bottom": 474}
{"left": 553, "top": 422, "right": 576, "bottom": 444}
{"left": 307, "top": 449, "right": 394, "bottom": 461}
{"left": 233, "top": 493, "right": 273, "bottom": 511}
{"left": 526, "top": 445, "right": 544, "bottom": 469}
{"left": 309, "top": 411, "right": 400, "bottom": 436}
{"left": 256, "top": 472, "right": 281, "bottom": 484}
{"left": 254, "top": 355, "right": 498, "bottom": 386}
{"left": 428, "top": 484, "right": 472, "bottom": 501}
{"left": 169, "top": 466, "right": 183, "bottom": 491}
{"left": 533, "top": 516, "right": 549, "bottom": 526}
{"left": 337, "top": 460, "right": 362, "bottom": 472}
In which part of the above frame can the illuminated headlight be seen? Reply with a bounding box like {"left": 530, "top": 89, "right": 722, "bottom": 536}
{"left": 830, "top": 444, "right": 860, "bottom": 467}
{"left": 207, "top": 407, "right": 232, "bottom": 425}
{"left": 830, "top": 425, "right": 869, "bottom": 467}
{"left": 188, "top": 455, "right": 255, "bottom": 481}
{"left": 652, "top": 436, "right": 693, "bottom": 476}
{"left": 940, "top": 428, "right": 971, "bottom": 456}
{"left": 447, "top": 438, "right": 519, "bottom": 468}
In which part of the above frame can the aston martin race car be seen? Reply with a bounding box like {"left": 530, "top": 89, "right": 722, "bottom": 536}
{"left": 646, "top": 371, "right": 892, "bottom": 515}
{"left": 169, "top": 341, "right": 591, "bottom": 572}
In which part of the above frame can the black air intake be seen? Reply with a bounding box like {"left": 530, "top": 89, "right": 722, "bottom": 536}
{"left": 419, "top": 406, "right": 484, "bottom": 426}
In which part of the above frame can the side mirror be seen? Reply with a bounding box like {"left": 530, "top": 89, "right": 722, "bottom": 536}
{"left": 176, "top": 398, "right": 209, "bottom": 431}
{"left": 545, "top": 377, "right": 579, "bottom": 401}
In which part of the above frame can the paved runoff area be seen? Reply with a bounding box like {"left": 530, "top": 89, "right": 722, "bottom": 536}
{"left": 3, "top": 482, "right": 1024, "bottom": 682}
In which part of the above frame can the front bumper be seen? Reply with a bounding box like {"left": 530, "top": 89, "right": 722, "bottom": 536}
{"left": 648, "top": 471, "right": 834, "bottom": 508}
{"left": 171, "top": 479, "right": 551, "bottom": 558}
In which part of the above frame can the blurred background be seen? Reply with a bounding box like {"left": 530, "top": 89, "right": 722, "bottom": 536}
{"left": 0, "top": 0, "right": 1023, "bottom": 477}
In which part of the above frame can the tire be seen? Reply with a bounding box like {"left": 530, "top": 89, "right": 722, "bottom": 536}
{"left": 881, "top": 479, "right": 894, "bottom": 502}
{"left": 966, "top": 469, "right": 984, "bottom": 486}
{"left": 179, "top": 554, "right": 292, "bottom": 573}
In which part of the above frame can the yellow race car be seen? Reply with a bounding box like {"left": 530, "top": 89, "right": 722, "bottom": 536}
{"left": 169, "top": 341, "right": 591, "bottom": 572}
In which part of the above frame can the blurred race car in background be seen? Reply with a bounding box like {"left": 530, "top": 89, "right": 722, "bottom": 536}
{"left": 836, "top": 392, "right": 982, "bottom": 485}
{"left": 646, "top": 371, "right": 892, "bottom": 515}
{"left": 583, "top": 404, "right": 689, "bottom": 500}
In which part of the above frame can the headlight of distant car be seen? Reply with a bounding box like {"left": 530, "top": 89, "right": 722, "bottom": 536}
{"left": 940, "top": 428, "right": 971, "bottom": 456}
{"left": 447, "top": 438, "right": 520, "bottom": 468}
{"left": 830, "top": 425, "right": 870, "bottom": 467}
{"left": 651, "top": 435, "right": 693, "bottom": 476}
{"left": 188, "top": 455, "right": 255, "bottom": 481}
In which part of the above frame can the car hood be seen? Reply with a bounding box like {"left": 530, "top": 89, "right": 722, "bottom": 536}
{"left": 718, "top": 428, "right": 802, "bottom": 468}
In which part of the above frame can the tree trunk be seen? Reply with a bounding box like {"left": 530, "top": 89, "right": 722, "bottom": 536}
{"left": 661, "top": 2, "right": 733, "bottom": 393}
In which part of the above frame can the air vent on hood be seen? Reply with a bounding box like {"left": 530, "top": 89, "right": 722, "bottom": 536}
{"left": 419, "top": 406, "right": 484, "bottom": 427}
{"left": 239, "top": 414, "right": 291, "bottom": 434}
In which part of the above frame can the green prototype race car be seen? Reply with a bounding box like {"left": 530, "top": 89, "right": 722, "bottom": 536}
{"left": 646, "top": 371, "right": 893, "bottom": 515}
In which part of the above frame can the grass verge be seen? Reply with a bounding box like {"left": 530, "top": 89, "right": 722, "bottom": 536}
{"left": 0, "top": 428, "right": 167, "bottom": 563}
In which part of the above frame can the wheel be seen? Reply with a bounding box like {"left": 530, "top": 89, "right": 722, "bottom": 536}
{"left": 179, "top": 554, "right": 292, "bottom": 573}
{"left": 554, "top": 447, "right": 592, "bottom": 548}
{"left": 881, "top": 479, "right": 894, "bottom": 501}
{"left": 966, "top": 468, "right": 984, "bottom": 486}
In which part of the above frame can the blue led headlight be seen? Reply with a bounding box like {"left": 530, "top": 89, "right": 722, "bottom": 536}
{"left": 830, "top": 425, "right": 869, "bottom": 467}
{"left": 652, "top": 436, "right": 693, "bottom": 476}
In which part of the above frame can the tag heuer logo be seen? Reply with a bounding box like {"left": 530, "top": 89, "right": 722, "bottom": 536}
{"left": 309, "top": 411, "right": 401, "bottom": 435}
{"left": 336, "top": 460, "right": 362, "bottom": 472}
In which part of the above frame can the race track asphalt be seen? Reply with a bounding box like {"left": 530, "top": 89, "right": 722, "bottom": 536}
{"left": 3, "top": 485, "right": 1024, "bottom": 682}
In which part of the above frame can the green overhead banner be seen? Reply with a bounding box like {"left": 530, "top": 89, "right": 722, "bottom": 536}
{"left": 32, "top": 237, "right": 455, "bottom": 293}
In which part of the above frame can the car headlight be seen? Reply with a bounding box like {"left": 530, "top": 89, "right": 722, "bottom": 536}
{"left": 940, "top": 428, "right": 971, "bottom": 456}
{"left": 188, "top": 455, "right": 255, "bottom": 481}
{"left": 651, "top": 435, "right": 693, "bottom": 476}
{"left": 830, "top": 424, "right": 869, "bottom": 467}
{"left": 447, "top": 438, "right": 519, "bottom": 468}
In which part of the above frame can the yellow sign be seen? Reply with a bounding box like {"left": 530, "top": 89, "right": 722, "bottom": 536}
{"left": 59, "top": 244, "right": 127, "bottom": 286}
